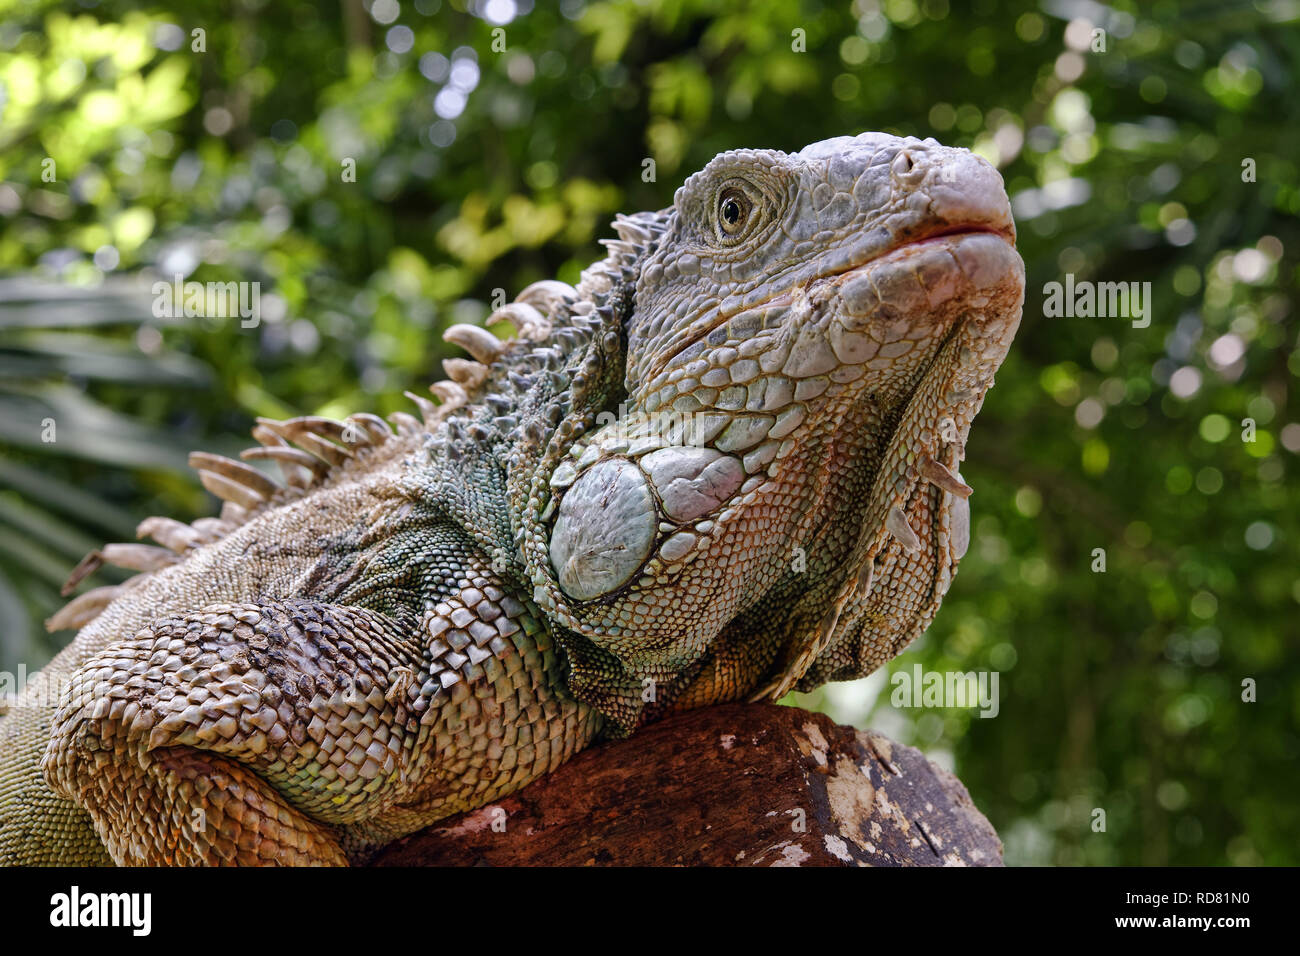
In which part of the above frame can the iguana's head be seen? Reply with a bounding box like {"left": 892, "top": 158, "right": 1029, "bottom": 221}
{"left": 526, "top": 132, "right": 1024, "bottom": 727}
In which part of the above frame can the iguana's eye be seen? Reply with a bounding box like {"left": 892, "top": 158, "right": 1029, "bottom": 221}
{"left": 717, "top": 187, "right": 753, "bottom": 239}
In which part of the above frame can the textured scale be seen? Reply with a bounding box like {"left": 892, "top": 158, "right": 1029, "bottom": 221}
{"left": 0, "top": 132, "right": 1023, "bottom": 865}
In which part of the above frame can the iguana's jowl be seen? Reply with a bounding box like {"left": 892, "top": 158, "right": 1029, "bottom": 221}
{"left": 0, "top": 131, "right": 1023, "bottom": 865}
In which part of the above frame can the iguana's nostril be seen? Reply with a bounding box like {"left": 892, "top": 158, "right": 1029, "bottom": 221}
{"left": 892, "top": 150, "right": 917, "bottom": 178}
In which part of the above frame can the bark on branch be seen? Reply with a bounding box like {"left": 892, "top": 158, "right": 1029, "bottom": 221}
{"left": 370, "top": 703, "right": 1002, "bottom": 867}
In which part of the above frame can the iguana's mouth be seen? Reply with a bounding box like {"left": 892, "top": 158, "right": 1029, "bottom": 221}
{"left": 895, "top": 221, "right": 1016, "bottom": 246}
{"left": 638, "top": 224, "right": 1015, "bottom": 393}
{"left": 833, "top": 221, "right": 1016, "bottom": 278}
{"left": 740, "top": 222, "right": 1016, "bottom": 314}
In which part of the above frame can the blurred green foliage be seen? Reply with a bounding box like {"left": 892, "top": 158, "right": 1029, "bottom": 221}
{"left": 0, "top": 0, "right": 1296, "bottom": 865}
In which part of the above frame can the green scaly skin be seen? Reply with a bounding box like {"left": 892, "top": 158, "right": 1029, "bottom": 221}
{"left": 0, "top": 132, "right": 1023, "bottom": 865}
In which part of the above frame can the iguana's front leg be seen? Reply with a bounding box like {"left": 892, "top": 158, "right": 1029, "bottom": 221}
{"left": 44, "top": 601, "right": 418, "bottom": 864}
{"left": 44, "top": 588, "right": 598, "bottom": 865}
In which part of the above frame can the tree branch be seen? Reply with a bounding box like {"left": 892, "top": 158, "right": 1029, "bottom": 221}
{"left": 370, "top": 703, "right": 1003, "bottom": 867}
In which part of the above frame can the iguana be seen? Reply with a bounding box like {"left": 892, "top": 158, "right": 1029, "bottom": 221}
{"left": 0, "top": 132, "right": 1024, "bottom": 865}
